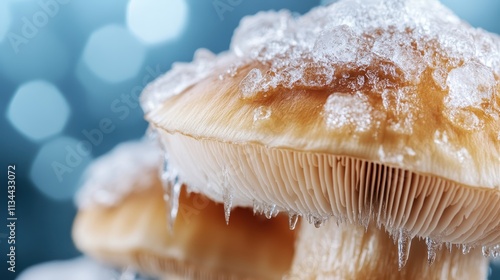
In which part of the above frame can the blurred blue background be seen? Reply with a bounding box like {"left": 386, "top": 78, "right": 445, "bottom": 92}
{"left": 0, "top": 0, "right": 499, "bottom": 279}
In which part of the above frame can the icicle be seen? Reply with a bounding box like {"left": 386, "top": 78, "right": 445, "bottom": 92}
{"left": 221, "top": 166, "right": 233, "bottom": 225}
{"left": 303, "top": 213, "right": 326, "bottom": 228}
{"left": 461, "top": 244, "right": 472, "bottom": 255}
{"left": 482, "top": 246, "right": 491, "bottom": 257}
{"left": 359, "top": 213, "right": 370, "bottom": 231}
{"left": 253, "top": 200, "right": 263, "bottom": 215}
{"left": 223, "top": 187, "right": 233, "bottom": 225}
{"left": 425, "top": 237, "right": 441, "bottom": 265}
{"left": 160, "top": 156, "right": 182, "bottom": 233}
{"left": 288, "top": 212, "right": 299, "bottom": 230}
{"left": 252, "top": 200, "right": 258, "bottom": 215}
{"left": 397, "top": 229, "right": 411, "bottom": 270}
{"left": 445, "top": 242, "right": 453, "bottom": 253}
{"left": 272, "top": 207, "right": 279, "bottom": 217}
{"left": 313, "top": 216, "right": 325, "bottom": 228}
{"left": 169, "top": 177, "right": 182, "bottom": 231}
{"left": 264, "top": 204, "right": 278, "bottom": 219}
{"left": 306, "top": 213, "right": 314, "bottom": 224}
{"left": 491, "top": 245, "right": 500, "bottom": 258}
{"left": 335, "top": 217, "right": 341, "bottom": 227}
{"left": 376, "top": 204, "right": 385, "bottom": 229}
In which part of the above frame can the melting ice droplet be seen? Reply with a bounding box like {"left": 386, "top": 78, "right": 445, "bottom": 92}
{"left": 264, "top": 204, "right": 278, "bottom": 219}
{"left": 239, "top": 68, "right": 263, "bottom": 99}
{"left": 253, "top": 106, "right": 271, "bottom": 124}
{"left": 288, "top": 212, "right": 299, "bottom": 230}
{"left": 313, "top": 217, "right": 324, "bottom": 228}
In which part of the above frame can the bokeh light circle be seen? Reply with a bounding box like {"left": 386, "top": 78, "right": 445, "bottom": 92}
{"left": 126, "top": 0, "right": 188, "bottom": 45}
{"left": 30, "top": 136, "right": 93, "bottom": 201}
{"left": 82, "top": 24, "right": 146, "bottom": 83}
{"left": 6, "top": 80, "right": 70, "bottom": 142}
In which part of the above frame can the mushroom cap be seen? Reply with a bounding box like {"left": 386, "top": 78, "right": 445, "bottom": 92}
{"left": 73, "top": 183, "right": 296, "bottom": 279}
{"left": 143, "top": 0, "right": 500, "bottom": 248}
{"left": 73, "top": 139, "right": 295, "bottom": 279}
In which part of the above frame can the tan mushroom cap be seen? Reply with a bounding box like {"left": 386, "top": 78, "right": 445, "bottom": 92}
{"left": 144, "top": 0, "right": 500, "bottom": 249}
{"left": 72, "top": 139, "right": 296, "bottom": 279}
{"left": 149, "top": 62, "right": 500, "bottom": 189}
{"left": 73, "top": 184, "right": 296, "bottom": 280}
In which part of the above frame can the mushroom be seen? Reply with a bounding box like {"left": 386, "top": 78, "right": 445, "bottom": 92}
{"left": 72, "top": 140, "right": 296, "bottom": 279}
{"left": 141, "top": 0, "right": 500, "bottom": 279}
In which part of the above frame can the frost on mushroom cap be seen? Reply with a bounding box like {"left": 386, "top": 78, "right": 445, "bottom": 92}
{"left": 142, "top": 0, "right": 500, "bottom": 190}
{"left": 142, "top": 0, "right": 500, "bottom": 248}
{"left": 75, "top": 139, "right": 162, "bottom": 209}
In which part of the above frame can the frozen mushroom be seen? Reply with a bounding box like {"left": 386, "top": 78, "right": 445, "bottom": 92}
{"left": 142, "top": 0, "right": 500, "bottom": 279}
{"left": 72, "top": 139, "right": 295, "bottom": 279}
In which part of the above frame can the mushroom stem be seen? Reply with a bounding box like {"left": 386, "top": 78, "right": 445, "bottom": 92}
{"left": 287, "top": 221, "right": 489, "bottom": 280}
